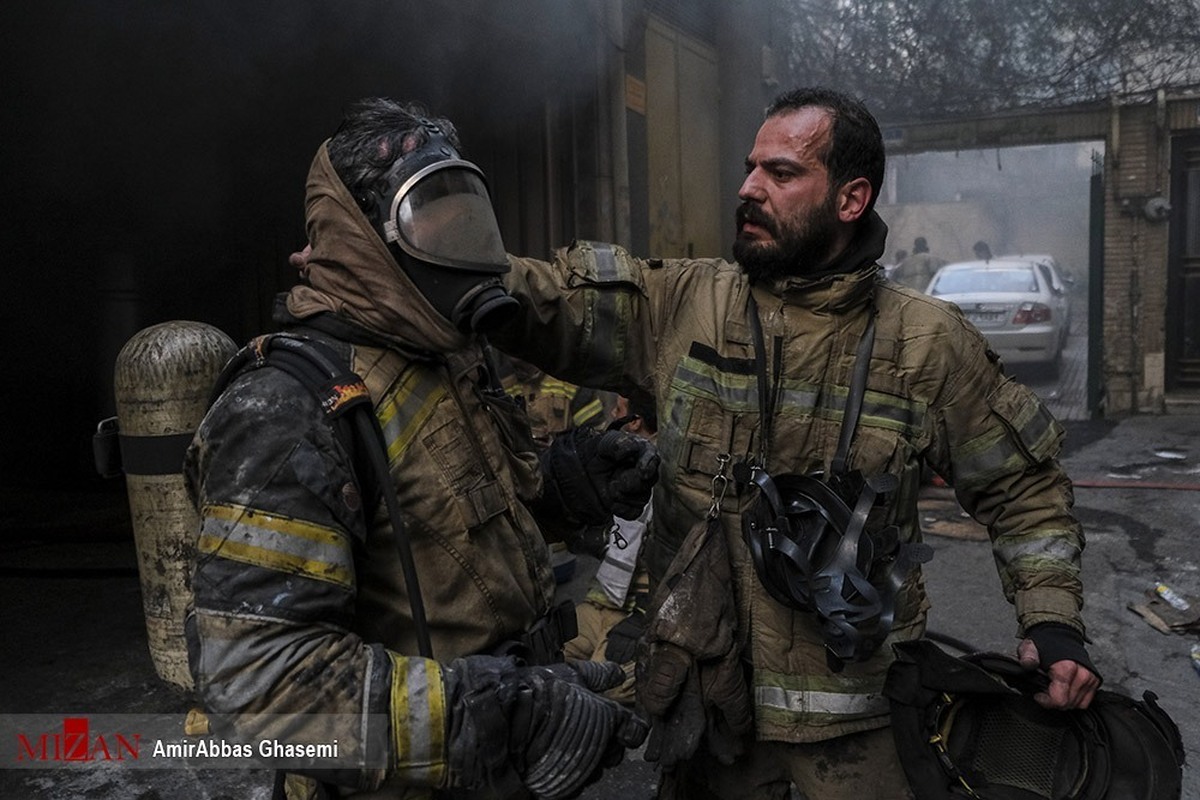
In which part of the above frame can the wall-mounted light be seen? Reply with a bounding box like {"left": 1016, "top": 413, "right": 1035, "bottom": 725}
{"left": 1143, "top": 196, "right": 1171, "bottom": 222}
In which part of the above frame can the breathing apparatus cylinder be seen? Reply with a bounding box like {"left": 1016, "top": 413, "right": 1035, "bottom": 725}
{"left": 112, "top": 321, "right": 236, "bottom": 691}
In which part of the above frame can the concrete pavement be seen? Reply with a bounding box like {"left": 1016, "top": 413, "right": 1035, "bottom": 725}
{"left": 919, "top": 412, "right": 1200, "bottom": 799}
{"left": 3, "top": 409, "right": 1197, "bottom": 798}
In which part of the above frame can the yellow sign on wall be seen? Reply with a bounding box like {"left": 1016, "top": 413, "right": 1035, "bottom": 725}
{"left": 626, "top": 75, "right": 646, "bottom": 115}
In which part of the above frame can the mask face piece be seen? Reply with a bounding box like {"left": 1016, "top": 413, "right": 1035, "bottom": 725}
{"left": 361, "top": 122, "right": 518, "bottom": 333}
{"left": 389, "top": 163, "right": 508, "bottom": 270}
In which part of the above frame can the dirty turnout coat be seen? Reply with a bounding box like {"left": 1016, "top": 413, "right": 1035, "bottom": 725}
{"left": 497, "top": 215, "right": 1085, "bottom": 744}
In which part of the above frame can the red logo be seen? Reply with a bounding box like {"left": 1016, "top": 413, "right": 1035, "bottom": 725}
{"left": 16, "top": 717, "right": 140, "bottom": 762}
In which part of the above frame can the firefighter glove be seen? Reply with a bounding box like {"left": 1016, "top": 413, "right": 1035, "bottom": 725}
{"left": 1022, "top": 622, "right": 1100, "bottom": 678}
{"left": 636, "top": 641, "right": 751, "bottom": 768}
{"left": 443, "top": 655, "right": 649, "bottom": 799}
{"left": 540, "top": 427, "right": 660, "bottom": 526}
{"left": 604, "top": 609, "right": 647, "bottom": 665}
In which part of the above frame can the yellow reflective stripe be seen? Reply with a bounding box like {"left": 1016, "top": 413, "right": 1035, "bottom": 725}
{"left": 672, "top": 358, "right": 758, "bottom": 409}
{"left": 204, "top": 503, "right": 343, "bottom": 546}
{"left": 994, "top": 531, "right": 1081, "bottom": 571}
{"left": 197, "top": 533, "right": 353, "bottom": 589}
{"left": 674, "top": 357, "right": 921, "bottom": 436}
{"left": 572, "top": 398, "right": 604, "bottom": 427}
{"left": 857, "top": 389, "right": 923, "bottom": 434}
{"left": 953, "top": 428, "right": 1026, "bottom": 487}
{"left": 994, "top": 529, "right": 1081, "bottom": 598}
{"left": 198, "top": 503, "right": 353, "bottom": 589}
{"left": 389, "top": 653, "right": 447, "bottom": 786}
{"left": 378, "top": 365, "right": 446, "bottom": 463}
{"left": 540, "top": 378, "right": 579, "bottom": 400}
{"left": 753, "top": 667, "right": 891, "bottom": 727}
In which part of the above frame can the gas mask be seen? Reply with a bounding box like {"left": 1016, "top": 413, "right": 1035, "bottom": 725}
{"left": 358, "top": 121, "right": 518, "bottom": 333}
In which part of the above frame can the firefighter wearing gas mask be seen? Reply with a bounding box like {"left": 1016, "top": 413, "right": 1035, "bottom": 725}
{"left": 184, "top": 98, "right": 657, "bottom": 799}
{"left": 352, "top": 118, "right": 518, "bottom": 335}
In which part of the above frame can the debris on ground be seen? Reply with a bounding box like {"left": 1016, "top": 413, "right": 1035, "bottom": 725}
{"left": 1128, "top": 586, "right": 1200, "bottom": 635}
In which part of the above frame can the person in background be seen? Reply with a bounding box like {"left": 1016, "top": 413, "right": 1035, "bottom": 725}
{"left": 497, "top": 356, "right": 613, "bottom": 448}
{"left": 973, "top": 239, "right": 994, "bottom": 261}
{"left": 495, "top": 355, "right": 618, "bottom": 581}
{"left": 564, "top": 394, "right": 658, "bottom": 705}
{"left": 890, "top": 235, "right": 946, "bottom": 291}
{"left": 883, "top": 247, "right": 907, "bottom": 278}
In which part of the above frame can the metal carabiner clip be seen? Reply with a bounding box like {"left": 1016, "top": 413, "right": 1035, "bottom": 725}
{"left": 610, "top": 522, "right": 628, "bottom": 550}
{"left": 707, "top": 453, "right": 731, "bottom": 519}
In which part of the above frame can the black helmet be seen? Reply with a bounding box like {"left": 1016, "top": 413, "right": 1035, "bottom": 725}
{"left": 740, "top": 468, "right": 931, "bottom": 670}
{"left": 884, "top": 640, "right": 1185, "bottom": 799}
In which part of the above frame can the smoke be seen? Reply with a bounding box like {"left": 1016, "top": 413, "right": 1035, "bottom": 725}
{"left": 0, "top": 0, "right": 605, "bottom": 487}
{"left": 877, "top": 142, "right": 1098, "bottom": 272}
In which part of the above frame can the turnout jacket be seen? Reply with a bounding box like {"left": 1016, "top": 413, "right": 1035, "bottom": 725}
{"left": 498, "top": 214, "right": 1085, "bottom": 743}
{"left": 184, "top": 144, "right": 555, "bottom": 792}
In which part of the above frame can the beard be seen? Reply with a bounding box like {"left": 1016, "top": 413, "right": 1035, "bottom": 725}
{"left": 733, "top": 191, "right": 839, "bottom": 283}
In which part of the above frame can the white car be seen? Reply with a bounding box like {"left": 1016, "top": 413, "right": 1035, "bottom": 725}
{"left": 995, "top": 253, "right": 1074, "bottom": 336}
{"left": 926, "top": 256, "right": 1072, "bottom": 374}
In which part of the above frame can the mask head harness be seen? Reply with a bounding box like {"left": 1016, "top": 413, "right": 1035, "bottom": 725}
{"left": 739, "top": 292, "right": 932, "bottom": 671}
{"left": 356, "top": 119, "right": 517, "bottom": 333}
{"left": 884, "top": 640, "right": 1185, "bottom": 799}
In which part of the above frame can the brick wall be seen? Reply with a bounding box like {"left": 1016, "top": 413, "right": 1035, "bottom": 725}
{"left": 1102, "top": 98, "right": 1183, "bottom": 412}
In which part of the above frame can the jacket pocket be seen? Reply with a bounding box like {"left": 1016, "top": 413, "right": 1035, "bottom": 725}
{"left": 423, "top": 417, "right": 507, "bottom": 529}
{"left": 674, "top": 394, "right": 753, "bottom": 512}
{"left": 987, "top": 378, "right": 1063, "bottom": 466}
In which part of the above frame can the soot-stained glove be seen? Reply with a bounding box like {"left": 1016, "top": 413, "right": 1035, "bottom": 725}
{"left": 539, "top": 427, "right": 660, "bottom": 526}
{"left": 443, "top": 656, "right": 649, "bottom": 800}
{"left": 636, "top": 641, "right": 751, "bottom": 768}
{"left": 604, "top": 609, "right": 646, "bottom": 665}
{"left": 635, "top": 516, "right": 751, "bottom": 768}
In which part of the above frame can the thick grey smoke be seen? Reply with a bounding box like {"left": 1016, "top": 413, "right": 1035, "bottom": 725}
{"left": 877, "top": 143, "right": 1098, "bottom": 274}
{"left": 1, "top": 0, "right": 604, "bottom": 486}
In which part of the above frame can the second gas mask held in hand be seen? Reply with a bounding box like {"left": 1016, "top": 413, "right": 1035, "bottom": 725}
{"left": 358, "top": 121, "right": 518, "bottom": 333}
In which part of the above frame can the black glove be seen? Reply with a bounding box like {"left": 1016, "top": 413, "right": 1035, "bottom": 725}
{"left": 539, "top": 427, "right": 660, "bottom": 527}
{"left": 604, "top": 609, "right": 646, "bottom": 664}
{"left": 443, "top": 655, "right": 649, "bottom": 799}
{"left": 637, "top": 641, "right": 705, "bottom": 767}
{"left": 1024, "top": 622, "right": 1102, "bottom": 681}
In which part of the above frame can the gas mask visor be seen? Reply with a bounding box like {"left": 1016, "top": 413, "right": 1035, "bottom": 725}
{"left": 381, "top": 159, "right": 517, "bottom": 332}
{"left": 386, "top": 160, "right": 507, "bottom": 270}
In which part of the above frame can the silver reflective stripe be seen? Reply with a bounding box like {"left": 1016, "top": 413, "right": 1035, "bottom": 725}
{"left": 404, "top": 662, "right": 433, "bottom": 768}
{"left": 391, "top": 655, "right": 446, "bottom": 784}
{"left": 755, "top": 685, "right": 890, "bottom": 717}
{"left": 994, "top": 532, "right": 1081, "bottom": 571}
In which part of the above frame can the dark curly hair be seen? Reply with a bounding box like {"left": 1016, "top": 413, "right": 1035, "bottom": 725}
{"left": 326, "top": 97, "right": 459, "bottom": 210}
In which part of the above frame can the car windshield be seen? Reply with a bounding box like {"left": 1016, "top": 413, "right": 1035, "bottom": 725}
{"left": 931, "top": 267, "right": 1038, "bottom": 295}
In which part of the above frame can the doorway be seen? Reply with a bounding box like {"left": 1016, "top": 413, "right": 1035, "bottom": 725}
{"left": 644, "top": 17, "right": 721, "bottom": 258}
{"left": 1166, "top": 133, "right": 1200, "bottom": 390}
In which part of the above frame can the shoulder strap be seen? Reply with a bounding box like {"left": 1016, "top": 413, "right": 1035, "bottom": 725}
{"left": 832, "top": 308, "right": 876, "bottom": 475}
{"left": 745, "top": 295, "right": 876, "bottom": 475}
{"left": 210, "top": 332, "right": 433, "bottom": 659}
{"left": 209, "top": 333, "right": 371, "bottom": 417}
{"left": 210, "top": 333, "right": 378, "bottom": 508}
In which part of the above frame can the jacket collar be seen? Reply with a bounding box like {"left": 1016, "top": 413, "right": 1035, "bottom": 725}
{"left": 754, "top": 211, "right": 888, "bottom": 314}
{"left": 284, "top": 142, "right": 470, "bottom": 359}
